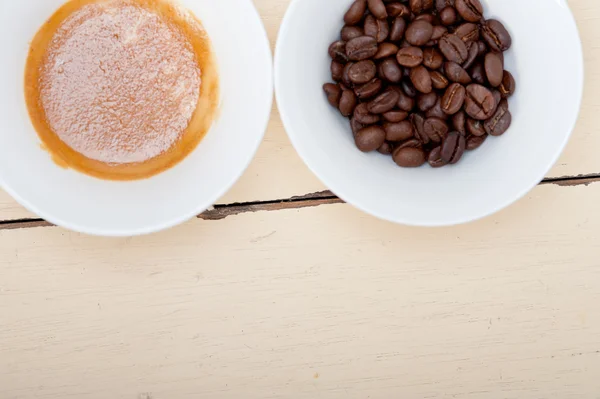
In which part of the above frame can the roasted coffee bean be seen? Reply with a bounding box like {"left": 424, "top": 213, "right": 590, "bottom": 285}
{"left": 466, "top": 134, "right": 487, "bottom": 150}
{"left": 396, "top": 46, "right": 424, "bottom": 67}
{"left": 454, "top": 23, "right": 479, "bottom": 43}
{"left": 435, "top": 0, "right": 455, "bottom": 11}
{"left": 484, "top": 99, "right": 511, "bottom": 136}
{"left": 350, "top": 118, "right": 364, "bottom": 136}
{"left": 385, "top": 120, "right": 414, "bottom": 141}
{"left": 342, "top": 62, "right": 354, "bottom": 87}
{"left": 346, "top": 36, "right": 379, "bottom": 61}
{"left": 423, "top": 47, "right": 443, "bottom": 69}
{"left": 410, "top": 65, "right": 433, "bottom": 93}
{"left": 441, "top": 83, "right": 466, "bottom": 115}
{"left": 409, "top": 0, "right": 434, "bottom": 14}
{"left": 499, "top": 70, "right": 516, "bottom": 98}
{"left": 329, "top": 41, "right": 348, "bottom": 63}
{"left": 393, "top": 147, "right": 426, "bottom": 167}
{"left": 323, "top": 83, "right": 342, "bottom": 107}
{"left": 431, "top": 25, "right": 448, "bottom": 41}
{"left": 383, "top": 110, "right": 409, "bottom": 122}
{"left": 354, "top": 103, "right": 381, "bottom": 125}
{"left": 406, "top": 20, "right": 434, "bottom": 46}
{"left": 439, "top": 34, "right": 468, "bottom": 64}
{"left": 397, "top": 138, "right": 423, "bottom": 150}
{"left": 397, "top": 89, "right": 416, "bottom": 111}
{"left": 470, "top": 62, "right": 486, "bottom": 85}
{"left": 477, "top": 41, "right": 487, "bottom": 56}
{"left": 430, "top": 70, "right": 449, "bottom": 89}
{"left": 331, "top": 61, "right": 344, "bottom": 81}
{"left": 401, "top": 80, "right": 418, "bottom": 98}
{"left": 462, "top": 42, "right": 479, "bottom": 69}
{"left": 452, "top": 111, "right": 466, "bottom": 135}
{"left": 390, "top": 17, "right": 407, "bottom": 42}
{"left": 466, "top": 117, "right": 486, "bottom": 136}
{"left": 492, "top": 89, "right": 502, "bottom": 109}
{"left": 445, "top": 62, "right": 472, "bottom": 84}
{"left": 465, "top": 84, "right": 496, "bottom": 120}
{"left": 482, "top": 19, "right": 512, "bottom": 52}
{"left": 381, "top": 58, "right": 403, "bottom": 82}
{"left": 364, "top": 15, "right": 389, "bottom": 43}
{"left": 387, "top": 3, "right": 411, "bottom": 18}
{"left": 411, "top": 113, "right": 427, "bottom": 143}
{"left": 378, "top": 141, "right": 394, "bottom": 155}
{"left": 415, "top": 14, "right": 435, "bottom": 24}
{"left": 455, "top": 0, "right": 483, "bottom": 22}
{"left": 344, "top": 0, "right": 367, "bottom": 25}
{"left": 423, "top": 117, "right": 449, "bottom": 143}
{"left": 374, "top": 42, "right": 399, "bottom": 59}
{"left": 428, "top": 146, "right": 448, "bottom": 167}
{"left": 341, "top": 26, "right": 364, "bottom": 41}
{"left": 367, "top": 0, "right": 388, "bottom": 19}
{"left": 348, "top": 60, "right": 377, "bottom": 84}
{"left": 441, "top": 131, "right": 466, "bottom": 164}
{"left": 440, "top": 7, "right": 457, "bottom": 26}
{"left": 426, "top": 97, "right": 449, "bottom": 120}
{"left": 484, "top": 52, "right": 503, "bottom": 87}
{"left": 339, "top": 89, "right": 358, "bottom": 116}
{"left": 368, "top": 88, "right": 401, "bottom": 113}
{"left": 355, "top": 126, "right": 386, "bottom": 152}
{"left": 418, "top": 92, "right": 438, "bottom": 111}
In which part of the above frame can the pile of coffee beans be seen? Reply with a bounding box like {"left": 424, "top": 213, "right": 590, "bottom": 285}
{"left": 323, "top": 0, "right": 516, "bottom": 168}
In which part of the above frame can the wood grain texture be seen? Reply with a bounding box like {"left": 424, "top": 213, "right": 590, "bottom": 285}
{"left": 2, "top": 182, "right": 600, "bottom": 398}
{"left": 1, "top": 0, "right": 599, "bottom": 221}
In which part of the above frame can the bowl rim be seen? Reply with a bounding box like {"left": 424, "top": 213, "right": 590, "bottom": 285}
{"left": 0, "top": 0, "right": 274, "bottom": 237}
{"left": 274, "top": 0, "right": 585, "bottom": 227}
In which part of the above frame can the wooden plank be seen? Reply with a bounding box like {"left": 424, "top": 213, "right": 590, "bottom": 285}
{"left": 2, "top": 182, "right": 600, "bottom": 398}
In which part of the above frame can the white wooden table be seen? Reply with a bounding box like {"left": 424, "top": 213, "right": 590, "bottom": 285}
{"left": 1, "top": 1, "right": 600, "bottom": 397}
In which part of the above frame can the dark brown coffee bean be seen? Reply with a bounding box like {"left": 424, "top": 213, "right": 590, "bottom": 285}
{"left": 409, "top": 0, "right": 434, "bottom": 14}
{"left": 383, "top": 110, "right": 409, "bottom": 122}
{"left": 423, "top": 47, "right": 443, "bottom": 69}
{"left": 431, "top": 25, "right": 448, "bottom": 41}
{"left": 411, "top": 113, "right": 427, "bottom": 143}
{"left": 423, "top": 117, "right": 449, "bottom": 143}
{"left": 428, "top": 146, "right": 448, "bottom": 167}
{"left": 430, "top": 70, "right": 449, "bottom": 90}
{"left": 393, "top": 147, "right": 426, "bottom": 167}
{"left": 342, "top": 62, "right": 354, "bottom": 87}
{"left": 344, "top": 0, "right": 367, "bottom": 25}
{"left": 439, "top": 34, "right": 468, "bottom": 64}
{"left": 348, "top": 60, "right": 377, "bottom": 84}
{"left": 484, "top": 53, "right": 503, "bottom": 87}
{"left": 396, "top": 46, "right": 424, "bottom": 67}
{"left": 401, "top": 80, "right": 418, "bottom": 98}
{"left": 381, "top": 58, "right": 403, "bottom": 82}
{"left": 323, "top": 83, "right": 342, "bottom": 107}
{"left": 378, "top": 141, "right": 394, "bottom": 155}
{"left": 499, "top": 70, "right": 516, "bottom": 98}
{"left": 482, "top": 19, "right": 512, "bottom": 52}
{"left": 441, "top": 131, "right": 466, "bottom": 164}
{"left": 484, "top": 99, "right": 511, "bottom": 136}
{"left": 410, "top": 66, "right": 432, "bottom": 94}
{"left": 368, "top": 88, "right": 401, "bottom": 114}
{"left": 452, "top": 111, "right": 466, "bottom": 135}
{"left": 356, "top": 126, "right": 386, "bottom": 152}
{"left": 364, "top": 15, "right": 389, "bottom": 43}
{"left": 385, "top": 120, "right": 414, "bottom": 141}
{"left": 346, "top": 36, "right": 379, "bottom": 61}
{"left": 466, "top": 134, "right": 487, "bottom": 150}
{"left": 350, "top": 118, "right": 364, "bottom": 136}
{"left": 440, "top": 7, "right": 457, "bottom": 26}
{"left": 477, "top": 41, "right": 487, "bottom": 56}
{"left": 435, "top": 0, "right": 455, "bottom": 11}
{"left": 415, "top": 13, "right": 435, "bottom": 24}
{"left": 426, "top": 97, "right": 449, "bottom": 120}
{"left": 397, "top": 89, "right": 415, "bottom": 111}
{"left": 466, "top": 117, "right": 486, "bottom": 136}
{"left": 405, "top": 21, "right": 434, "bottom": 46}
{"left": 465, "top": 84, "right": 496, "bottom": 120}
{"left": 386, "top": 3, "right": 411, "bottom": 18}
{"left": 356, "top": 78, "right": 382, "bottom": 100}
{"left": 418, "top": 92, "right": 438, "bottom": 111}
{"left": 462, "top": 42, "right": 479, "bottom": 70}
{"left": 329, "top": 41, "right": 348, "bottom": 63}
{"left": 353, "top": 103, "right": 380, "bottom": 125}
{"left": 454, "top": 23, "right": 479, "bottom": 43}
{"left": 492, "top": 89, "right": 502, "bottom": 109}
{"left": 339, "top": 89, "right": 358, "bottom": 116}
{"left": 445, "top": 62, "right": 471, "bottom": 84}
{"left": 455, "top": 0, "right": 483, "bottom": 22}
{"left": 441, "top": 83, "right": 465, "bottom": 115}
{"left": 367, "top": 0, "right": 388, "bottom": 19}
{"left": 374, "top": 42, "right": 399, "bottom": 59}
{"left": 331, "top": 61, "right": 344, "bottom": 81}
{"left": 341, "top": 26, "right": 364, "bottom": 42}
{"left": 390, "top": 17, "right": 407, "bottom": 42}
{"left": 397, "top": 138, "right": 423, "bottom": 150}
{"left": 470, "top": 62, "right": 486, "bottom": 85}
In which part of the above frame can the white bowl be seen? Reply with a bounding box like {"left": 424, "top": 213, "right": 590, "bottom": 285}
{"left": 0, "top": 0, "right": 273, "bottom": 236}
{"left": 275, "top": 0, "right": 583, "bottom": 226}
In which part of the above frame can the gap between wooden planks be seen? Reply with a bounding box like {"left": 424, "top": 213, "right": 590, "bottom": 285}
{"left": 1, "top": 173, "right": 599, "bottom": 231}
